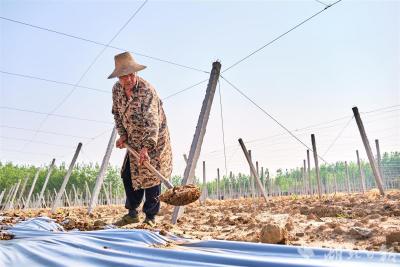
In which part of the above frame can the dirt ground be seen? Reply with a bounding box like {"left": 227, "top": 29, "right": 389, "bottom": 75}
{"left": 1, "top": 189, "right": 400, "bottom": 253}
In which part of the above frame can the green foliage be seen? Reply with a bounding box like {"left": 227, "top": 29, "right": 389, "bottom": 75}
{"left": 1, "top": 152, "right": 399, "bottom": 197}
{"left": 0, "top": 161, "right": 123, "bottom": 196}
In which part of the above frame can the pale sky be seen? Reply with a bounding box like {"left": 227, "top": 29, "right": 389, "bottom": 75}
{"left": 1, "top": 0, "right": 399, "bottom": 181}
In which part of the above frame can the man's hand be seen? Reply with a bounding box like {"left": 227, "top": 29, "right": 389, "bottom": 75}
{"left": 116, "top": 135, "right": 127, "bottom": 149}
{"left": 139, "top": 147, "right": 149, "bottom": 166}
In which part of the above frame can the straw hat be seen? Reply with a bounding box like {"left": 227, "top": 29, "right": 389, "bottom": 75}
{"left": 107, "top": 52, "right": 146, "bottom": 79}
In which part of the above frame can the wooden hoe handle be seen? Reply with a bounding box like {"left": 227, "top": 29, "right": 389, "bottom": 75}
{"left": 124, "top": 143, "right": 174, "bottom": 189}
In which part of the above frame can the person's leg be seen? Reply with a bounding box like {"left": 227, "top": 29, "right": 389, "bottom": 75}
{"left": 143, "top": 184, "right": 161, "bottom": 220}
{"left": 121, "top": 155, "right": 144, "bottom": 217}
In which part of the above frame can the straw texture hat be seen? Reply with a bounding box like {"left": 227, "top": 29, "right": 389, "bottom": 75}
{"left": 107, "top": 52, "right": 146, "bottom": 79}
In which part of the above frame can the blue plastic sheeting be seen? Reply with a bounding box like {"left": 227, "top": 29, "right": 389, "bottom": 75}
{"left": 0, "top": 217, "right": 399, "bottom": 267}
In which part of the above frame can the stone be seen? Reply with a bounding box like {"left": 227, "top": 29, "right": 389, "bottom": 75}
{"left": 318, "top": 224, "right": 328, "bottom": 231}
{"left": 307, "top": 213, "right": 322, "bottom": 221}
{"left": 354, "top": 222, "right": 364, "bottom": 227}
{"left": 159, "top": 229, "right": 168, "bottom": 236}
{"left": 380, "top": 217, "right": 388, "bottom": 222}
{"left": 208, "top": 215, "right": 217, "bottom": 224}
{"left": 0, "top": 230, "right": 14, "bottom": 240}
{"left": 333, "top": 226, "right": 345, "bottom": 234}
{"left": 366, "top": 214, "right": 381, "bottom": 220}
{"left": 386, "top": 231, "right": 400, "bottom": 245}
{"left": 61, "top": 218, "right": 76, "bottom": 229}
{"left": 94, "top": 220, "right": 106, "bottom": 227}
{"left": 326, "top": 222, "right": 338, "bottom": 229}
{"left": 285, "top": 218, "right": 294, "bottom": 231}
{"left": 349, "top": 227, "right": 373, "bottom": 239}
{"left": 260, "top": 223, "right": 287, "bottom": 244}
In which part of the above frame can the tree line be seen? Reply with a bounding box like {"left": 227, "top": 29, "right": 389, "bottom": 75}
{"left": 1, "top": 152, "right": 399, "bottom": 197}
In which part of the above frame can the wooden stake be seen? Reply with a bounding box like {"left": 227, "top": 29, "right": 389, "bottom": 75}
{"left": 352, "top": 107, "right": 385, "bottom": 196}
{"left": 238, "top": 138, "right": 268, "bottom": 202}
{"left": 51, "top": 142, "right": 82, "bottom": 213}
{"left": 356, "top": 150, "right": 366, "bottom": 193}
{"left": 0, "top": 190, "right": 5, "bottom": 207}
{"left": 375, "top": 139, "right": 384, "bottom": 184}
{"left": 25, "top": 168, "right": 41, "bottom": 209}
{"left": 311, "top": 135, "right": 322, "bottom": 198}
{"left": 2, "top": 185, "right": 15, "bottom": 210}
{"left": 7, "top": 179, "right": 21, "bottom": 210}
{"left": 85, "top": 181, "right": 91, "bottom": 202}
{"left": 217, "top": 168, "right": 220, "bottom": 200}
{"left": 72, "top": 184, "right": 78, "bottom": 206}
{"left": 172, "top": 61, "right": 221, "bottom": 224}
{"left": 38, "top": 159, "right": 56, "bottom": 208}
{"left": 201, "top": 161, "right": 206, "bottom": 205}
{"left": 64, "top": 190, "right": 71, "bottom": 207}
{"left": 307, "top": 150, "right": 312, "bottom": 195}
{"left": 16, "top": 175, "right": 29, "bottom": 208}
{"left": 332, "top": 176, "right": 337, "bottom": 194}
{"left": 249, "top": 150, "right": 256, "bottom": 199}
{"left": 102, "top": 183, "right": 111, "bottom": 205}
{"left": 88, "top": 128, "right": 116, "bottom": 214}
{"left": 345, "top": 161, "right": 351, "bottom": 194}
{"left": 303, "top": 160, "right": 307, "bottom": 195}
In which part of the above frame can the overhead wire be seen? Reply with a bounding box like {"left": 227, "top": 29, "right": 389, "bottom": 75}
{"left": 0, "top": 125, "right": 94, "bottom": 139}
{"left": 221, "top": 75, "right": 328, "bottom": 163}
{"left": 1, "top": 69, "right": 211, "bottom": 102}
{"left": 162, "top": 79, "right": 209, "bottom": 101}
{"left": 0, "top": 70, "right": 110, "bottom": 94}
{"left": 0, "top": 136, "right": 75, "bottom": 149}
{"left": 200, "top": 104, "right": 399, "bottom": 156}
{"left": 217, "top": 80, "right": 228, "bottom": 176}
{"left": 314, "top": 0, "right": 330, "bottom": 7}
{"left": 322, "top": 116, "right": 354, "bottom": 157}
{"left": 0, "top": 15, "right": 208, "bottom": 73}
{"left": 18, "top": 1, "right": 148, "bottom": 152}
{"left": 0, "top": 106, "right": 113, "bottom": 125}
{"left": 222, "top": 0, "right": 343, "bottom": 73}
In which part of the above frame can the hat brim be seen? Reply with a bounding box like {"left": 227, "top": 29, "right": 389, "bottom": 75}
{"left": 107, "top": 64, "right": 146, "bottom": 79}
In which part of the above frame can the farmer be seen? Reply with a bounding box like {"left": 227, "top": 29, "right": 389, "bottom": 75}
{"left": 109, "top": 52, "right": 172, "bottom": 226}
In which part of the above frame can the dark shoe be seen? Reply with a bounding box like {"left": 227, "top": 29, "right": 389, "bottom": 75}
{"left": 114, "top": 214, "right": 139, "bottom": 226}
{"left": 143, "top": 217, "right": 156, "bottom": 227}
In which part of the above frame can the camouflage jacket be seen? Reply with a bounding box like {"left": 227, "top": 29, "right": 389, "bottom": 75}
{"left": 112, "top": 77, "right": 172, "bottom": 189}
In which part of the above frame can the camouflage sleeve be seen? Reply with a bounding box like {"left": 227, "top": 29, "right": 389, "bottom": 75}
{"left": 111, "top": 84, "right": 127, "bottom": 137}
{"left": 141, "top": 89, "right": 160, "bottom": 150}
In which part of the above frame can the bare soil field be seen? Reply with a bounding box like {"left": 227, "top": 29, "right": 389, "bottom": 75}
{"left": 1, "top": 189, "right": 399, "bottom": 253}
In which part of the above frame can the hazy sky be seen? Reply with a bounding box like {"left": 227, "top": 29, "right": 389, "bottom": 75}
{"left": 1, "top": 0, "right": 399, "bottom": 181}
